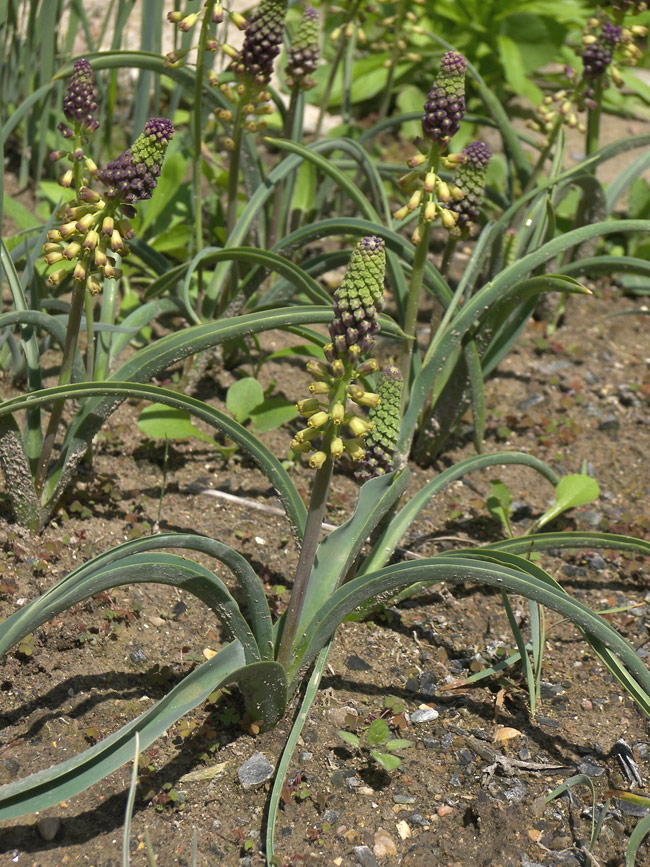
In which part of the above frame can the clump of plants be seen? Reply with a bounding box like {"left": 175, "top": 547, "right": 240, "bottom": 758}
{"left": 1, "top": 2, "right": 650, "bottom": 865}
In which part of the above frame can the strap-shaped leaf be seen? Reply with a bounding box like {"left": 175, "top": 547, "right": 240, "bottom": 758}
{"left": 0, "top": 310, "right": 85, "bottom": 382}
{"left": 361, "top": 451, "right": 559, "bottom": 576}
{"left": 0, "top": 381, "right": 306, "bottom": 543}
{"left": 290, "top": 555, "right": 650, "bottom": 701}
{"left": 482, "top": 531, "right": 650, "bottom": 558}
{"left": 292, "top": 468, "right": 411, "bottom": 647}
{"left": 0, "top": 551, "right": 260, "bottom": 663}
{"left": 0, "top": 641, "right": 255, "bottom": 820}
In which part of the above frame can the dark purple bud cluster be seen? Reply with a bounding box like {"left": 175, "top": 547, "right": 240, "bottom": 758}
{"left": 422, "top": 51, "right": 467, "bottom": 146}
{"left": 327, "top": 236, "right": 386, "bottom": 361}
{"left": 582, "top": 21, "right": 622, "bottom": 78}
{"left": 59, "top": 58, "right": 99, "bottom": 136}
{"left": 286, "top": 6, "right": 319, "bottom": 89}
{"left": 232, "top": 0, "right": 288, "bottom": 87}
{"left": 604, "top": 0, "right": 647, "bottom": 13}
{"left": 97, "top": 118, "right": 174, "bottom": 204}
{"left": 355, "top": 366, "right": 403, "bottom": 483}
{"left": 448, "top": 141, "right": 491, "bottom": 238}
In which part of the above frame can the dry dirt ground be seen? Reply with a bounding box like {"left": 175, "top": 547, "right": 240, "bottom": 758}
{"left": 0, "top": 284, "right": 647, "bottom": 867}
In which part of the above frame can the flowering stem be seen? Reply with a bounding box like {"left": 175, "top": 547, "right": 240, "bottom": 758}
{"left": 315, "top": 0, "right": 362, "bottom": 138}
{"left": 400, "top": 145, "right": 440, "bottom": 393}
{"left": 192, "top": 0, "right": 217, "bottom": 255}
{"left": 34, "top": 278, "right": 87, "bottom": 497}
{"left": 84, "top": 290, "right": 95, "bottom": 381}
{"left": 276, "top": 453, "right": 334, "bottom": 670}
{"left": 220, "top": 101, "right": 245, "bottom": 311}
{"left": 268, "top": 87, "right": 302, "bottom": 248}
{"left": 586, "top": 77, "right": 603, "bottom": 159}
{"left": 522, "top": 115, "right": 561, "bottom": 198}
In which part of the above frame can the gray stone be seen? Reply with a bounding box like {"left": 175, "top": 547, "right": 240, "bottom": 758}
{"left": 129, "top": 648, "right": 147, "bottom": 664}
{"left": 322, "top": 809, "right": 339, "bottom": 825}
{"left": 585, "top": 553, "right": 607, "bottom": 571}
{"left": 407, "top": 812, "right": 430, "bottom": 828}
{"left": 237, "top": 752, "right": 274, "bottom": 789}
{"left": 598, "top": 414, "right": 620, "bottom": 433}
{"left": 562, "top": 564, "right": 588, "bottom": 578}
{"left": 353, "top": 845, "right": 379, "bottom": 867}
{"left": 518, "top": 393, "right": 545, "bottom": 410}
{"left": 418, "top": 671, "right": 438, "bottom": 697}
{"left": 577, "top": 760, "right": 605, "bottom": 777}
{"left": 36, "top": 817, "right": 60, "bottom": 841}
{"left": 393, "top": 793, "right": 416, "bottom": 804}
{"left": 410, "top": 708, "right": 439, "bottom": 723}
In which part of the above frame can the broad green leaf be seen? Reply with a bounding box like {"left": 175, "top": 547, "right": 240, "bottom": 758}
{"left": 366, "top": 718, "right": 390, "bottom": 748}
{"left": 293, "top": 468, "right": 411, "bottom": 648}
{"left": 226, "top": 378, "right": 264, "bottom": 424}
{"left": 249, "top": 397, "right": 298, "bottom": 433}
{"left": 536, "top": 474, "right": 599, "bottom": 530}
{"left": 338, "top": 731, "right": 360, "bottom": 749}
{"left": 137, "top": 404, "right": 217, "bottom": 445}
{"left": 384, "top": 739, "right": 413, "bottom": 752}
{"left": 486, "top": 479, "right": 513, "bottom": 537}
{"left": 2, "top": 194, "right": 43, "bottom": 230}
{"left": 370, "top": 750, "right": 401, "bottom": 772}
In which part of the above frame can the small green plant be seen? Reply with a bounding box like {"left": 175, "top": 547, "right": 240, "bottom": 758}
{"left": 337, "top": 700, "right": 412, "bottom": 772}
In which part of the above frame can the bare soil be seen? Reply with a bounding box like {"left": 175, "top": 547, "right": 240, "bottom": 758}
{"left": 0, "top": 282, "right": 648, "bottom": 867}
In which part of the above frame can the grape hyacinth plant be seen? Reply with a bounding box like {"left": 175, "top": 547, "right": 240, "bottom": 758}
{"left": 2, "top": 2, "right": 650, "bottom": 864}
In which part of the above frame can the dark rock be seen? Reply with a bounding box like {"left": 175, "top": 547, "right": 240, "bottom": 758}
{"left": 585, "top": 553, "right": 607, "bottom": 571}
{"left": 598, "top": 414, "right": 620, "bottom": 434}
{"left": 422, "top": 737, "right": 438, "bottom": 749}
{"left": 561, "top": 564, "right": 588, "bottom": 578}
{"left": 540, "top": 681, "right": 564, "bottom": 698}
{"left": 441, "top": 732, "right": 456, "bottom": 750}
{"left": 322, "top": 809, "right": 339, "bottom": 825}
{"left": 353, "top": 845, "right": 379, "bottom": 867}
{"left": 536, "top": 716, "right": 560, "bottom": 728}
{"left": 458, "top": 749, "right": 474, "bottom": 765}
{"left": 280, "top": 827, "right": 292, "bottom": 837}
{"left": 577, "top": 760, "right": 605, "bottom": 777}
{"left": 345, "top": 654, "right": 372, "bottom": 671}
{"left": 2, "top": 757, "right": 19, "bottom": 776}
{"left": 407, "top": 812, "right": 430, "bottom": 828}
{"left": 129, "top": 648, "right": 147, "bottom": 664}
{"left": 418, "top": 670, "right": 438, "bottom": 697}
{"left": 238, "top": 752, "right": 274, "bottom": 789}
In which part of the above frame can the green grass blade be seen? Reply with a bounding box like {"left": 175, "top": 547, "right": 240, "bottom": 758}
{"left": 122, "top": 733, "right": 140, "bottom": 867}
{"left": 626, "top": 812, "right": 650, "bottom": 866}
{"left": 500, "top": 589, "right": 537, "bottom": 716}
{"left": 265, "top": 643, "right": 332, "bottom": 865}
{"left": 0, "top": 551, "right": 261, "bottom": 663}
{"left": 0, "top": 380, "right": 306, "bottom": 543}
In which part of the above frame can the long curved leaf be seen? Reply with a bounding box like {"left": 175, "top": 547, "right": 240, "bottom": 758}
{"left": 290, "top": 556, "right": 650, "bottom": 700}
{"left": 0, "top": 381, "right": 307, "bottom": 543}
{"left": 0, "top": 640, "right": 247, "bottom": 819}
{"left": 482, "top": 531, "right": 650, "bottom": 558}
{"left": 361, "top": 451, "right": 559, "bottom": 575}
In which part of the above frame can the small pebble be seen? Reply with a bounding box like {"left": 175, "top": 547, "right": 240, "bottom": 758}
{"left": 129, "top": 648, "right": 147, "bottom": 664}
{"left": 237, "top": 752, "right": 274, "bottom": 789}
{"left": 36, "top": 817, "right": 60, "bottom": 841}
{"left": 410, "top": 708, "right": 438, "bottom": 724}
{"left": 353, "top": 844, "right": 379, "bottom": 867}
{"left": 437, "top": 804, "right": 453, "bottom": 817}
{"left": 577, "top": 760, "right": 605, "bottom": 777}
{"left": 580, "top": 699, "right": 593, "bottom": 711}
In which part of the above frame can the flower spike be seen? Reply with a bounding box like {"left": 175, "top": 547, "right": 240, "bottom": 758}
{"left": 355, "top": 366, "right": 404, "bottom": 483}
{"left": 421, "top": 51, "right": 467, "bottom": 146}
{"left": 97, "top": 118, "right": 174, "bottom": 204}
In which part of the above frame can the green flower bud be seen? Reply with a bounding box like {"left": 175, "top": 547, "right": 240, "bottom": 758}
{"left": 355, "top": 365, "right": 404, "bottom": 483}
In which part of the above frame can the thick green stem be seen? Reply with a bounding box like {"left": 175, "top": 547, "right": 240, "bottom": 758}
{"left": 521, "top": 115, "right": 561, "bottom": 199}
{"left": 586, "top": 77, "right": 603, "bottom": 161}
{"left": 276, "top": 455, "right": 333, "bottom": 670}
{"left": 84, "top": 289, "right": 95, "bottom": 381}
{"left": 34, "top": 278, "right": 87, "bottom": 496}
{"left": 268, "top": 88, "right": 302, "bottom": 249}
{"left": 219, "top": 101, "right": 246, "bottom": 312}
{"left": 314, "top": 0, "right": 362, "bottom": 140}
{"left": 191, "top": 0, "right": 216, "bottom": 255}
{"left": 400, "top": 145, "right": 440, "bottom": 395}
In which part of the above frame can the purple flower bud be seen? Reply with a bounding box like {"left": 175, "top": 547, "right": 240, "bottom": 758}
{"left": 422, "top": 51, "right": 467, "bottom": 146}
{"left": 232, "top": 0, "right": 288, "bottom": 87}
{"left": 285, "top": 6, "right": 319, "bottom": 89}
{"left": 63, "top": 59, "right": 99, "bottom": 133}
{"left": 581, "top": 20, "right": 622, "bottom": 78}
{"left": 97, "top": 118, "right": 174, "bottom": 204}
